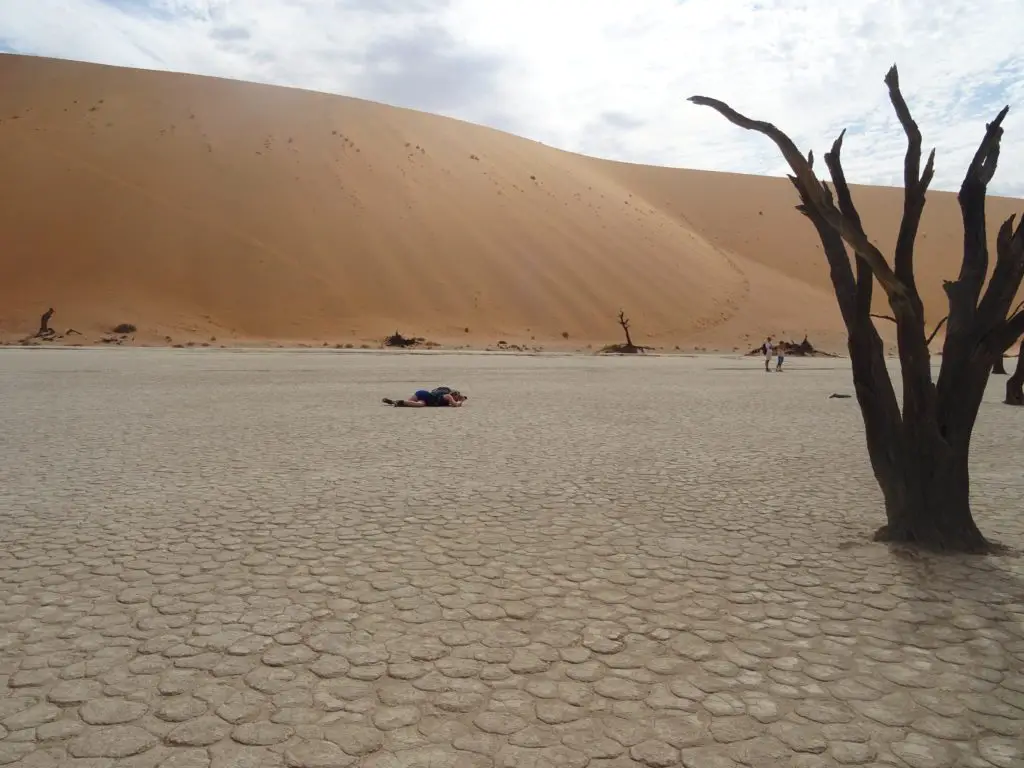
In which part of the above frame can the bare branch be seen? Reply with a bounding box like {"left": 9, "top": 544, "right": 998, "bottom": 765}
{"left": 787, "top": 174, "right": 859, "bottom": 325}
{"left": 964, "top": 106, "right": 1010, "bottom": 189}
{"left": 885, "top": 66, "right": 922, "bottom": 180}
{"left": 688, "top": 95, "right": 907, "bottom": 301}
{"left": 955, "top": 105, "right": 1011, "bottom": 313}
{"left": 823, "top": 132, "right": 863, "bottom": 228}
{"left": 992, "top": 309, "right": 1024, "bottom": 357}
{"left": 884, "top": 65, "right": 934, "bottom": 296}
{"left": 921, "top": 149, "right": 936, "bottom": 190}
{"left": 977, "top": 214, "right": 1024, "bottom": 327}
{"left": 871, "top": 310, "right": 945, "bottom": 352}
{"left": 925, "top": 316, "right": 948, "bottom": 346}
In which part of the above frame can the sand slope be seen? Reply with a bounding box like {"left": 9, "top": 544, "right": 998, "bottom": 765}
{"left": 1, "top": 54, "right": 1021, "bottom": 350}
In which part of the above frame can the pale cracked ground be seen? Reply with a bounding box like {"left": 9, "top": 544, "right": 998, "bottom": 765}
{"left": 1, "top": 349, "right": 1023, "bottom": 768}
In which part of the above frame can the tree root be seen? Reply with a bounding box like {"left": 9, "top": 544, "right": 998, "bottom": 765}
{"left": 599, "top": 343, "right": 654, "bottom": 354}
{"left": 872, "top": 524, "right": 998, "bottom": 555}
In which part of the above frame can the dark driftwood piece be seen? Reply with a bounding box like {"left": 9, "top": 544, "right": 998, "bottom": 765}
{"left": 384, "top": 331, "right": 420, "bottom": 348}
{"left": 691, "top": 65, "right": 1024, "bottom": 552}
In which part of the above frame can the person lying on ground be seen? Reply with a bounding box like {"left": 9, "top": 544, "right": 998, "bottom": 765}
{"left": 383, "top": 387, "right": 467, "bottom": 408}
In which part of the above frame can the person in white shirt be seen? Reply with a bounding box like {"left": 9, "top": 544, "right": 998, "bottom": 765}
{"left": 763, "top": 337, "right": 773, "bottom": 372}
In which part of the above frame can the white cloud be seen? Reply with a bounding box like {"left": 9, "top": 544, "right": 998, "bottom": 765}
{"left": 1, "top": 0, "right": 1022, "bottom": 195}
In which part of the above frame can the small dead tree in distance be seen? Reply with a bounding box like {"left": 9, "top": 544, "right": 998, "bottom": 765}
{"left": 618, "top": 310, "right": 635, "bottom": 350}
{"left": 691, "top": 66, "right": 1024, "bottom": 552}
{"left": 600, "top": 310, "right": 653, "bottom": 354}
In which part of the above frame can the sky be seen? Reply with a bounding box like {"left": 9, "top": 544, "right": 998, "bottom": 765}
{"left": 1, "top": 0, "right": 1022, "bottom": 196}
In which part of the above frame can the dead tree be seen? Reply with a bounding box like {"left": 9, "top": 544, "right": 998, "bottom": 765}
{"left": 384, "top": 330, "right": 419, "bottom": 348}
{"left": 37, "top": 307, "right": 55, "bottom": 337}
{"left": 691, "top": 66, "right": 1024, "bottom": 552}
{"left": 618, "top": 310, "right": 635, "bottom": 349}
{"left": 599, "top": 310, "right": 652, "bottom": 354}
{"left": 1007, "top": 342, "right": 1024, "bottom": 405}
{"left": 994, "top": 300, "right": 1024, "bottom": 375}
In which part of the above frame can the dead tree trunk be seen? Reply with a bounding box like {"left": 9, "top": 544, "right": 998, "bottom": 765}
{"left": 618, "top": 310, "right": 634, "bottom": 349}
{"left": 995, "top": 301, "right": 1024, "bottom": 375}
{"left": 37, "top": 307, "right": 55, "bottom": 337}
{"left": 1007, "top": 343, "right": 1024, "bottom": 405}
{"left": 691, "top": 66, "right": 1024, "bottom": 552}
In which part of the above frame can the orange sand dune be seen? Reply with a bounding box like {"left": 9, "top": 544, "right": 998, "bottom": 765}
{"left": 1, "top": 54, "right": 1021, "bottom": 351}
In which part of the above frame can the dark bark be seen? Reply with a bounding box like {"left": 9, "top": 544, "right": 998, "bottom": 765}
{"left": 872, "top": 442, "right": 987, "bottom": 551}
{"left": 690, "top": 66, "right": 1024, "bottom": 552}
{"left": 925, "top": 317, "right": 948, "bottom": 346}
{"left": 1007, "top": 343, "right": 1024, "bottom": 405}
{"left": 952, "top": 107, "right": 1009, "bottom": 328}
{"left": 884, "top": 66, "right": 935, "bottom": 307}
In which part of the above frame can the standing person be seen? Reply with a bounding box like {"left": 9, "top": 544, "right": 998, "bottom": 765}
{"left": 763, "top": 337, "right": 773, "bottom": 372}
{"left": 776, "top": 345, "right": 785, "bottom": 372}
{"left": 383, "top": 387, "right": 467, "bottom": 408}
